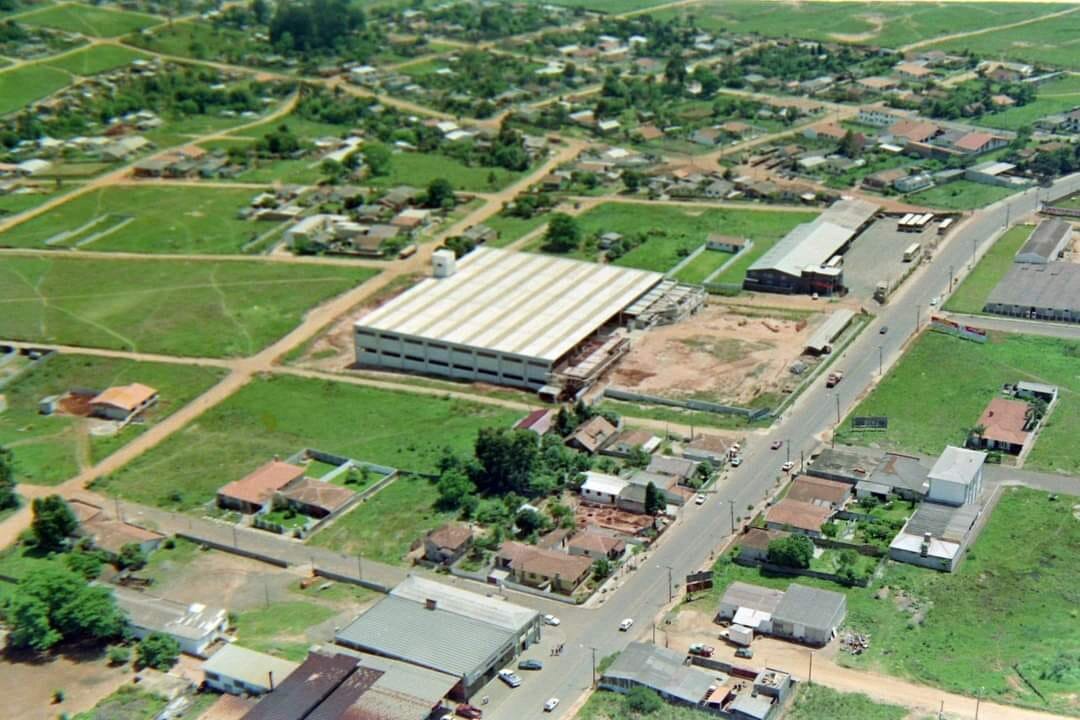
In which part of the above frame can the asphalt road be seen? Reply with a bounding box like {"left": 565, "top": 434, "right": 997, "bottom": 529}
{"left": 481, "top": 172, "right": 1080, "bottom": 720}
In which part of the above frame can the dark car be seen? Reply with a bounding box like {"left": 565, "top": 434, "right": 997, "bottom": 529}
{"left": 518, "top": 659, "right": 544, "bottom": 671}
{"left": 455, "top": 705, "right": 482, "bottom": 719}
{"left": 735, "top": 647, "right": 754, "bottom": 659}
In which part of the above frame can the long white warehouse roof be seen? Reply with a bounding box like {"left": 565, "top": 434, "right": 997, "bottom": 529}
{"left": 749, "top": 198, "right": 879, "bottom": 278}
{"left": 356, "top": 248, "right": 663, "bottom": 363}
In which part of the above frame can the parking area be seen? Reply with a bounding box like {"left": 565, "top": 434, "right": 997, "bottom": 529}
{"left": 843, "top": 217, "right": 943, "bottom": 300}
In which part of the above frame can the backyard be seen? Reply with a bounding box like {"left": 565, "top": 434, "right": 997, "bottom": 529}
{"left": 91, "top": 374, "right": 520, "bottom": 510}
{"left": 835, "top": 330, "right": 1080, "bottom": 475}
{"left": 0, "top": 354, "right": 225, "bottom": 486}
{"left": 233, "top": 601, "right": 337, "bottom": 661}
{"left": 944, "top": 224, "right": 1031, "bottom": 314}
{"left": 693, "top": 487, "right": 1080, "bottom": 715}
{"left": 0, "top": 255, "right": 377, "bottom": 357}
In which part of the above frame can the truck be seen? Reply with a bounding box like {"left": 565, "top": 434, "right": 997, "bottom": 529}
{"left": 826, "top": 370, "right": 845, "bottom": 388}
{"left": 727, "top": 625, "right": 753, "bottom": 647}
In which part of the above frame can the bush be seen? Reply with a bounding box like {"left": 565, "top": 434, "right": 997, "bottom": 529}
{"left": 766, "top": 535, "right": 814, "bottom": 569}
{"left": 107, "top": 645, "right": 131, "bottom": 666}
{"left": 625, "top": 686, "right": 663, "bottom": 714}
{"left": 136, "top": 633, "right": 180, "bottom": 671}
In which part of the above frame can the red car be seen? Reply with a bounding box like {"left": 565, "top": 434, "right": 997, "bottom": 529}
{"left": 456, "top": 705, "right": 482, "bottom": 719}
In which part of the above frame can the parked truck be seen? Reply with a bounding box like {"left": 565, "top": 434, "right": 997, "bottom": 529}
{"left": 727, "top": 625, "right": 753, "bottom": 647}
{"left": 826, "top": 370, "right": 845, "bottom": 388}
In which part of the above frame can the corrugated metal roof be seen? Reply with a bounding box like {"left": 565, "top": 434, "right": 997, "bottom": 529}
{"left": 928, "top": 446, "right": 985, "bottom": 485}
{"left": 602, "top": 643, "right": 714, "bottom": 704}
{"left": 987, "top": 262, "right": 1080, "bottom": 312}
{"left": 202, "top": 644, "right": 299, "bottom": 690}
{"left": 720, "top": 581, "right": 784, "bottom": 613}
{"left": 749, "top": 199, "right": 878, "bottom": 278}
{"left": 771, "top": 584, "right": 845, "bottom": 631}
{"left": 243, "top": 652, "right": 358, "bottom": 720}
{"left": 805, "top": 309, "right": 855, "bottom": 351}
{"left": 356, "top": 248, "right": 662, "bottom": 363}
{"left": 390, "top": 576, "right": 537, "bottom": 633}
{"left": 1017, "top": 219, "right": 1072, "bottom": 262}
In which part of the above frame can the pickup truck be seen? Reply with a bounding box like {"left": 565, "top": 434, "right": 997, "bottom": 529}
{"left": 826, "top": 370, "right": 845, "bottom": 388}
{"left": 688, "top": 643, "right": 715, "bottom": 657}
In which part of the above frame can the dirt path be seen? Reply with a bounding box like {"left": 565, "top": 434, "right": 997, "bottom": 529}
{"left": 899, "top": 5, "right": 1080, "bottom": 52}
{"left": 0, "top": 246, "right": 387, "bottom": 268}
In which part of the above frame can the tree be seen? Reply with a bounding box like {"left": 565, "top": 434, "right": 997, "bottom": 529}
{"left": 839, "top": 129, "right": 861, "bottom": 158}
{"left": 626, "top": 447, "right": 651, "bottom": 469}
{"left": 3, "top": 565, "right": 124, "bottom": 651}
{"left": 136, "top": 633, "right": 180, "bottom": 671}
{"left": 426, "top": 178, "right": 456, "bottom": 209}
{"left": 107, "top": 645, "right": 131, "bottom": 666}
{"left": 553, "top": 407, "right": 578, "bottom": 437}
{"left": 514, "top": 508, "right": 543, "bottom": 536}
{"left": 250, "top": 0, "right": 270, "bottom": 24}
{"left": 541, "top": 213, "right": 581, "bottom": 253}
{"left": 621, "top": 169, "right": 642, "bottom": 193}
{"left": 436, "top": 470, "right": 476, "bottom": 511}
{"left": 363, "top": 142, "right": 392, "bottom": 177}
{"left": 116, "top": 543, "right": 147, "bottom": 571}
{"left": 625, "top": 686, "right": 663, "bottom": 714}
{"left": 664, "top": 55, "right": 687, "bottom": 87}
{"left": 592, "top": 556, "right": 611, "bottom": 581}
{"left": 644, "top": 482, "right": 664, "bottom": 515}
{"left": 473, "top": 428, "right": 539, "bottom": 496}
{"left": 0, "top": 445, "right": 16, "bottom": 511}
{"left": 64, "top": 549, "right": 104, "bottom": 580}
{"left": 31, "top": 495, "right": 77, "bottom": 550}
{"left": 5, "top": 594, "right": 59, "bottom": 652}
{"left": 766, "top": 535, "right": 814, "bottom": 569}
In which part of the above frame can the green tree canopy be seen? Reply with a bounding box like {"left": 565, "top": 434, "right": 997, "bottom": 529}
{"left": 626, "top": 686, "right": 663, "bottom": 714}
{"left": 0, "top": 445, "right": 17, "bottom": 511}
{"left": 766, "top": 534, "right": 814, "bottom": 569}
{"left": 473, "top": 428, "right": 539, "bottom": 496}
{"left": 542, "top": 213, "right": 581, "bottom": 253}
{"left": 3, "top": 565, "right": 124, "bottom": 652}
{"left": 645, "top": 482, "right": 664, "bottom": 515}
{"left": 363, "top": 142, "right": 393, "bottom": 177}
{"left": 31, "top": 495, "right": 77, "bottom": 551}
{"left": 136, "top": 632, "right": 180, "bottom": 671}
{"left": 426, "top": 177, "right": 456, "bottom": 209}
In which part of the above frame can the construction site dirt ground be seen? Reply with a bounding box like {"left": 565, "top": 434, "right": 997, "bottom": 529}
{"left": 609, "top": 303, "right": 823, "bottom": 407}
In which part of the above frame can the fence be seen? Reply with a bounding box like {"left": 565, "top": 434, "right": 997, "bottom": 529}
{"left": 603, "top": 387, "right": 772, "bottom": 421}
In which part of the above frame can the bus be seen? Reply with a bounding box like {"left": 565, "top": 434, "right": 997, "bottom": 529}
{"left": 903, "top": 242, "right": 921, "bottom": 262}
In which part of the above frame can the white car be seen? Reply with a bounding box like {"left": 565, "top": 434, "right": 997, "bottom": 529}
{"left": 619, "top": 618, "right": 634, "bottom": 631}
{"left": 730, "top": 456, "right": 742, "bottom": 467}
{"left": 498, "top": 669, "right": 521, "bottom": 688}
{"left": 781, "top": 461, "right": 795, "bottom": 472}
{"left": 544, "top": 698, "right": 560, "bottom": 712}
{"left": 929, "top": 295, "right": 939, "bottom": 306}
{"left": 543, "top": 614, "right": 560, "bottom": 626}
{"left": 695, "top": 494, "right": 707, "bottom": 505}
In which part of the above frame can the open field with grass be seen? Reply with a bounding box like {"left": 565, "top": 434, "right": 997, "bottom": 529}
{"left": 368, "top": 151, "right": 530, "bottom": 193}
{"left": 944, "top": 225, "right": 1030, "bottom": 314}
{"left": 309, "top": 474, "right": 453, "bottom": 564}
{"left": 836, "top": 331, "right": 1080, "bottom": 474}
{"left": 673, "top": 249, "right": 730, "bottom": 284}
{"left": 0, "top": 185, "right": 277, "bottom": 254}
{"left": 787, "top": 685, "right": 908, "bottom": 720}
{"left": 688, "top": 488, "right": 1080, "bottom": 715}
{"left": 980, "top": 74, "right": 1080, "bottom": 131}
{"left": 0, "top": 188, "right": 70, "bottom": 217}
{"left": 653, "top": 1, "right": 1069, "bottom": 49}
{"left": 928, "top": 9, "right": 1080, "bottom": 71}
{"left": 72, "top": 685, "right": 168, "bottom": 720}
{"left": 907, "top": 180, "right": 1017, "bottom": 211}
{"left": 234, "top": 601, "right": 337, "bottom": 661}
{"left": 577, "top": 689, "right": 716, "bottom": 720}
{"left": 92, "top": 374, "right": 520, "bottom": 510}
{"left": 484, "top": 213, "right": 549, "bottom": 248}
{"left": 0, "top": 354, "right": 225, "bottom": 486}
{"left": 43, "top": 43, "right": 149, "bottom": 75}
{"left": 0, "top": 255, "right": 377, "bottom": 357}
{"left": 0, "top": 63, "right": 73, "bottom": 114}
{"left": 596, "top": 397, "right": 770, "bottom": 431}
{"left": 20, "top": 2, "right": 161, "bottom": 37}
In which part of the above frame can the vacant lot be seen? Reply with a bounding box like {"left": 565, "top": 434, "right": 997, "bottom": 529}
{"left": 694, "top": 488, "right": 1080, "bottom": 715}
{"left": 0, "top": 354, "right": 224, "bottom": 486}
{"left": 0, "top": 63, "right": 73, "bottom": 114}
{"left": 907, "top": 180, "right": 1017, "bottom": 211}
{"left": 234, "top": 601, "right": 337, "bottom": 661}
{"left": 944, "top": 224, "right": 1031, "bottom": 314}
{"left": 20, "top": 3, "right": 161, "bottom": 37}
{"left": 836, "top": 331, "right": 1080, "bottom": 474}
{"left": 92, "top": 374, "right": 519, "bottom": 509}
{"left": 577, "top": 689, "right": 716, "bottom": 720}
{"left": 0, "top": 255, "right": 377, "bottom": 357}
{"left": 927, "top": 8, "right": 1080, "bottom": 70}
{"left": 655, "top": 1, "right": 1071, "bottom": 49}
{"left": 1, "top": 185, "right": 275, "bottom": 254}
{"left": 368, "top": 151, "right": 530, "bottom": 193}
{"left": 72, "top": 686, "right": 167, "bottom": 720}
{"left": 787, "top": 685, "right": 907, "bottom": 720}
{"left": 43, "top": 44, "right": 149, "bottom": 76}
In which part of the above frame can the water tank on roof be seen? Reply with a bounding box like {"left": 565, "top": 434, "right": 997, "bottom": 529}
{"left": 432, "top": 248, "right": 456, "bottom": 278}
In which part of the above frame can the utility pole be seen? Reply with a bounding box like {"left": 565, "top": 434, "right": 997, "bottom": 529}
{"left": 800, "top": 449, "right": 805, "bottom": 472}
{"left": 878, "top": 346, "right": 883, "bottom": 376}
{"left": 971, "top": 236, "right": 976, "bottom": 269}
{"left": 975, "top": 688, "right": 982, "bottom": 720}
{"left": 729, "top": 499, "right": 736, "bottom": 534}
{"left": 809, "top": 651, "right": 814, "bottom": 685}
{"left": 232, "top": 525, "right": 238, "bottom": 548}
{"left": 357, "top": 555, "right": 363, "bottom": 580}
{"left": 835, "top": 394, "right": 840, "bottom": 425}
{"left": 948, "top": 264, "right": 953, "bottom": 291}
{"left": 915, "top": 303, "right": 921, "bottom": 332}
{"left": 591, "top": 647, "right": 597, "bottom": 688}
{"left": 666, "top": 565, "right": 673, "bottom": 602}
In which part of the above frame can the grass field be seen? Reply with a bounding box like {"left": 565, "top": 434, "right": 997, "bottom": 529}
{"left": 907, "top": 180, "right": 1017, "bottom": 211}
{"left": 0, "top": 255, "right": 377, "bottom": 357}
{"left": 786, "top": 685, "right": 908, "bottom": 720}
{"left": 0, "top": 189, "right": 69, "bottom": 217}
{"left": 0, "top": 354, "right": 225, "bottom": 486}
{"left": 0, "top": 63, "right": 73, "bottom": 114}
{"left": 980, "top": 74, "right": 1080, "bottom": 131}
{"left": 577, "top": 689, "right": 715, "bottom": 720}
{"left": 595, "top": 397, "right": 770, "bottom": 431}
{"left": 309, "top": 474, "right": 453, "bottom": 564}
{"left": 537, "top": 203, "right": 814, "bottom": 275}
{"left": 234, "top": 601, "right": 336, "bottom": 661}
{"left": 484, "top": 213, "right": 549, "bottom": 248}
{"left": 690, "top": 488, "right": 1080, "bottom": 715}
{"left": 72, "top": 686, "right": 167, "bottom": 720}
{"left": 43, "top": 44, "right": 149, "bottom": 75}
{"left": 673, "top": 249, "right": 730, "bottom": 284}
{"left": 928, "top": 8, "right": 1080, "bottom": 71}
{"left": 836, "top": 331, "right": 1080, "bottom": 474}
{"left": 92, "top": 374, "right": 520, "bottom": 510}
{"left": 944, "top": 225, "right": 1031, "bottom": 314}
{"left": 654, "top": 1, "right": 1071, "bottom": 50}
{"left": 20, "top": 2, "right": 161, "bottom": 37}
{"left": 368, "top": 152, "right": 529, "bottom": 193}
{"left": 0, "top": 185, "right": 280, "bottom": 254}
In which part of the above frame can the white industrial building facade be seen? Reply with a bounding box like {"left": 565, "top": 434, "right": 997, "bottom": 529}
{"left": 354, "top": 248, "right": 686, "bottom": 395}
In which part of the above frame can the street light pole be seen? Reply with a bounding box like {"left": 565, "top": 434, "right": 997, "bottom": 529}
{"left": 666, "top": 565, "right": 673, "bottom": 602}
{"left": 878, "top": 346, "right": 883, "bottom": 376}
{"left": 728, "top": 499, "right": 736, "bottom": 534}
{"left": 948, "top": 264, "right": 953, "bottom": 291}
{"left": 835, "top": 394, "right": 841, "bottom": 425}
{"left": 809, "top": 651, "right": 814, "bottom": 686}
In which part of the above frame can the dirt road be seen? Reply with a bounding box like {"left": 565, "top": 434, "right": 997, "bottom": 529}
{"left": 899, "top": 5, "right": 1080, "bottom": 52}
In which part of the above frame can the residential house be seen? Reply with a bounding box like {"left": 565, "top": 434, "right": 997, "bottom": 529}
{"left": 70, "top": 499, "right": 164, "bottom": 559}
{"left": 89, "top": 383, "right": 158, "bottom": 421}
{"left": 217, "top": 461, "right": 307, "bottom": 514}
{"left": 600, "top": 642, "right": 715, "bottom": 707}
{"left": 895, "top": 62, "right": 933, "bottom": 81}
{"left": 691, "top": 127, "right": 722, "bottom": 146}
{"left": 600, "top": 429, "right": 660, "bottom": 459}
{"left": 580, "top": 471, "right": 627, "bottom": 506}
{"left": 857, "top": 105, "right": 906, "bottom": 127}
{"left": 1060, "top": 108, "right": 1080, "bottom": 133}
{"left": 764, "top": 499, "right": 832, "bottom": 537}
{"left": 114, "top": 587, "right": 228, "bottom": 657}
{"left": 646, "top": 455, "right": 700, "bottom": 485}
{"left": 495, "top": 541, "right": 592, "bottom": 594}
{"left": 202, "top": 644, "right": 299, "bottom": 696}
{"left": 716, "top": 581, "right": 784, "bottom": 625}
{"left": 894, "top": 172, "right": 933, "bottom": 193}
{"left": 513, "top": 408, "right": 554, "bottom": 436}
{"left": 706, "top": 234, "right": 746, "bottom": 253}
{"left": 567, "top": 529, "right": 625, "bottom": 561}
{"left": 682, "top": 434, "right": 730, "bottom": 465}
{"left": 862, "top": 167, "right": 908, "bottom": 191}
{"left": 736, "top": 527, "right": 788, "bottom": 564}
{"left": 888, "top": 119, "right": 940, "bottom": 144}
{"left": 566, "top": 415, "right": 617, "bottom": 454}
{"left": 785, "top": 476, "right": 851, "bottom": 511}
{"left": 973, "top": 397, "right": 1031, "bottom": 455}
{"left": 927, "top": 446, "right": 985, "bottom": 506}
{"left": 277, "top": 477, "right": 357, "bottom": 518}
{"left": 769, "top": 584, "right": 847, "bottom": 646}
{"left": 889, "top": 500, "right": 982, "bottom": 572}
{"left": 636, "top": 124, "right": 664, "bottom": 141}
{"left": 423, "top": 524, "right": 473, "bottom": 565}
{"left": 857, "top": 76, "right": 899, "bottom": 91}
{"left": 462, "top": 224, "right": 497, "bottom": 245}
{"left": 952, "top": 131, "right": 1008, "bottom": 156}
{"left": 626, "top": 470, "right": 689, "bottom": 507}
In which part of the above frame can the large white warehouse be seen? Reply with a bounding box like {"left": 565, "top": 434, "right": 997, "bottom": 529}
{"left": 354, "top": 248, "right": 694, "bottom": 395}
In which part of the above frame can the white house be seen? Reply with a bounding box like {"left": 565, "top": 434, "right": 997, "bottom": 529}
{"left": 114, "top": 587, "right": 228, "bottom": 657}
{"left": 927, "top": 446, "right": 985, "bottom": 506}
{"left": 202, "top": 644, "right": 299, "bottom": 695}
{"left": 580, "top": 471, "right": 628, "bottom": 506}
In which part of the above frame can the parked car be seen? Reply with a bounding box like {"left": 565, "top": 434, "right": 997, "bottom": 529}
{"left": 498, "top": 670, "right": 521, "bottom": 688}
{"left": 735, "top": 647, "right": 754, "bottom": 659}
{"left": 879, "top": 325, "right": 888, "bottom": 334}
{"left": 455, "top": 705, "right": 482, "bottom": 719}
{"left": 688, "top": 643, "right": 715, "bottom": 657}
{"left": 770, "top": 440, "right": 783, "bottom": 450}
{"left": 543, "top": 614, "right": 560, "bottom": 626}
{"left": 730, "top": 456, "right": 742, "bottom": 467}
{"left": 929, "top": 295, "right": 939, "bottom": 306}
{"left": 619, "top": 618, "right": 634, "bottom": 631}
{"left": 544, "top": 698, "right": 560, "bottom": 712}
{"left": 695, "top": 494, "right": 707, "bottom": 505}
{"left": 781, "top": 461, "right": 795, "bottom": 472}
{"left": 518, "top": 659, "right": 544, "bottom": 671}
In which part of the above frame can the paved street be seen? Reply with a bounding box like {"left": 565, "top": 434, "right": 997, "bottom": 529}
{"left": 482, "top": 172, "right": 1080, "bottom": 720}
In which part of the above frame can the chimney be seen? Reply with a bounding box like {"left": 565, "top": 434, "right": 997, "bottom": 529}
{"left": 425, "top": 598, "right": 437, "bottom": 610}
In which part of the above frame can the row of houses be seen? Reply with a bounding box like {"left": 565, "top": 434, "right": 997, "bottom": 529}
{"left": 217, "top": 459, "right": 358, "bottom": 521}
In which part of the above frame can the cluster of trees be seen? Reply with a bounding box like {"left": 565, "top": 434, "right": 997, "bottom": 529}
{"left": 268, "top": 0, "right": 368, "bottom": 54}
{"left": 414, "top": 2, "right": 564, "bottom": 41}
{"left": 766, "top": 534, "right": 814, "bottom": 569}
{"left": 4, "top": 564, "right": 125, "bottom": 652}
{"left": 542, "top": 213, "right": 582, "bottom": 253}
{"left": 415, "top": 50, "right": 567, "bottom": 119}
{"left": 738, "top": 43, "right": 895, "bottom": 83}
{"left": 504, "top": 191, "right": 556, "bottom": 220}
{"left": 0, "top": 446, "right": 17, "bottom": 513}
{"left": 916, "top": 77, "right": 1035, "bottom": 120}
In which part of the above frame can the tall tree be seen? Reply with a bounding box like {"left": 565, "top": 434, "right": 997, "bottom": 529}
{"left": 0, "top": 445, "right": 17, "bottom": 511}
{"left": 30, "top": 495, "right": 77, "bottom": 550}
{"left": 542, "top": 213, "right": 581, "bottom": 253}
{"left": 473, "top": 428, "right": 539, "bottom": 496}
{"left": 766, "top": 535, "right": 814, "bottom": 569}
{"left": 644, "top": 482, "right": 664, "bottom": 515}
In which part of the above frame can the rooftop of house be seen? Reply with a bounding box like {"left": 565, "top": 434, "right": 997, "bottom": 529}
{"left": 426, "top": 523, "right": 473, "bottom": 551}
{"left": 90, "top": 383, "right": 157, "bottom": 412}
{"left": 765, "top": 498, "right": 833, "bottom": 532}
{"left": 977, "top": 397, "right": 1031, "bottom": 447}
{"left": 218, "top": 460, "right": 307, "bottom": 507}
{"left": 567, "top": 530, "right": 625, "bottom": 556}
{"left": 498, "top": 540, "right": 593, "bottom": 580}
{"left": 771, "top": 583, "right": 846, "bottom": 630}
{"left": 719, "top": 581, "right": 785, "bottom": 614}
{"left": 278, "top": 476, "right": 356, "bottom": 515}
{"left": 785, "top": 475, "right": 851, "bottom": 507}
{"left": 928, "top": 446, "right": 986, "bottom": 486}
{"left": 570, "top": 415, "right": 618, "bottom": 453}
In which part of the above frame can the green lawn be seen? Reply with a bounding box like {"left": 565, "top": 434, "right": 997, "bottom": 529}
{"left": 787, "top": 685, "right": 908, "bottom": 720}
{"left": 907, "top": 180, "right": 1017, "bottom": 211}
{"left": 0, "top": 188, "right": 70, "bottom": 217}
{"left": 309, "top": 474, "right": 453, "bottom": 564}
{"left": 234, "top": 601, "right": 336, "bottom": 661}
{"left": 577, "top": 689, "right": 716, "bottom": 720}
{"left": 673, "top": 249, "right": 730, "bottom": 284}
{"left": 0, "top": 354, "right": 225, "bottom": 486}
{"left": 91, "top": 374, "right": 520, "bottom": 510}
{"left": 836, "top": 331, "right": 1080, "bottom": 475}
{"left": 368, "top": 151, "right": 529, "bottom": 193}
{"left": 944, "top": 225, "right": 1031, "bottom": 314}
{"left": 43, "top": 44, "right": 149, "bottom": 75}
{"left": 694, "top": 488, "right": 1080, "bottom": 715}
{"left": 484, "top": 213, "right": 549, "bottom": 248}
{"left": 72, "top": 686, "right": 168, "bottom": 720}
{"left": 1, "top": 185, "right": 277, "bottom": 254}
{"left": 979, "top": 74, "right": 1080, "bottom": 131}
{"left": 927, "top": 9, "right": 1080, "bottom": 70}
{"left": 20, "top": 2, "right": 161, "bottom": 37}
{"left": 654, "top": 1, "right": 1071, "bottom": 50}
{"left": 0, "top": 255, "right": 377, "bottom": 357}
{"left": 0, "top": 63, "right": 73, "bottom": 115}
